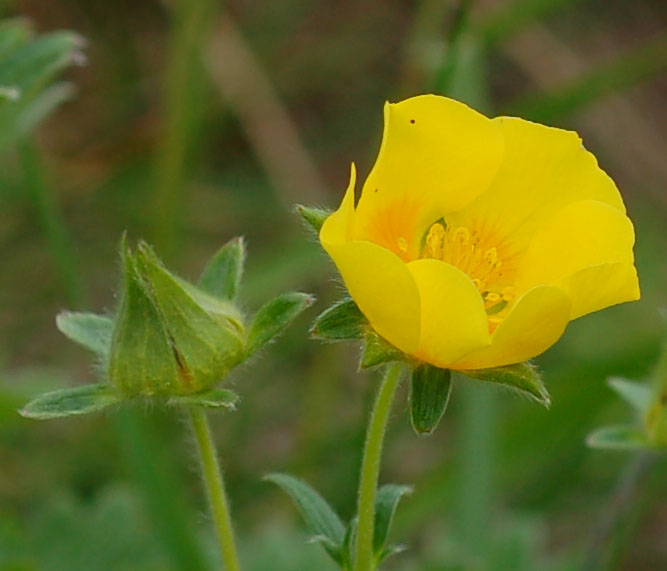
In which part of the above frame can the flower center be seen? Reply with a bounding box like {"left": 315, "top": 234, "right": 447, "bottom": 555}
{"left": 421, "top": 221, "right": 517, "bottom": 321}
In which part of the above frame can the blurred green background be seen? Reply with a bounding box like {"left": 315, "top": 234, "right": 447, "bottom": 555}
{"left": 0, "top": 0, "right": 665, "bottom": 569}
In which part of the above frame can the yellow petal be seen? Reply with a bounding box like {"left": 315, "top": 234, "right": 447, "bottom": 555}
{"left": 565, "top": 262, "right": 640, "bottom": 319}
{"left": 353, "top": 95, "right": 504, "bottom": 260}
{"left": 451, "top": 285, "right": 571, "bottom": 369}
{"left": 320, "top": 240, "right": 421, "bottom": 354}
{"left": 407, "top": 259, "right": 490, "bottom": 368}
{"left": 516, "top": 200, "right": 636, "bottom": 291}
{"left": 320, "top": 163, "right": 357, "bottom": 245}
{"left": 448, "top": 117, "right": 625, "bottom": 253}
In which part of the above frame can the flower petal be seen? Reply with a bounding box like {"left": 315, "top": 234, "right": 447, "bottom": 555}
{"left": 353, "top": 95, "right": 504, "bottom": 260}
{"left": 407, "top": 259, "right": 490, "bottom": 368}
{"left": 320, "top": 163, "right": 357, "bottom": 245}
{"left": 320, "top": 240, "right": 421, "bottom": 354}
{"left": 516, "top": 200, "right": 636, "bottom": 291}
{"left": 451, "top": 285, "right": 571, "bottom": 369}
{"left": 448, "top": 117, "right": 625, "bottom": 253}
{"left": 565, "top": 262, "right": 640, "bottom": 320}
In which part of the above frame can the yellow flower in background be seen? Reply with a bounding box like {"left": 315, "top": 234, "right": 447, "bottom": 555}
{"left": 320, "top": 95, "right": 639, "bottom": 370}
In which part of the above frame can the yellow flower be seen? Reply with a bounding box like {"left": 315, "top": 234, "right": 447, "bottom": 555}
{"left": 320, "top": 95, "right": 640, "bottom": 370}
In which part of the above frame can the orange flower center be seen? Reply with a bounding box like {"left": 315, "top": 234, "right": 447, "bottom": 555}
{"left": 421, "top": 221, "right": 518, "bottom": 326}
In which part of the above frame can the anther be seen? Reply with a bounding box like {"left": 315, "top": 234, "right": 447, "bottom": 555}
{"left": 397, "top": 237, "right": 408, "bottom": 252}
{"left": 454, "top": 227, "right": 470, "bottom": 245}
{"left": 501, "top": 286, "right": 515, "bottom": 302}
{"left": 483, "top": 247, "right": 498, "bottom": 266}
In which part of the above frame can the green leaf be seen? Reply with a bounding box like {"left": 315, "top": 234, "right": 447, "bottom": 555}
{"left": 246, "top": 292, "right": 315, "bottom": 357}
{"left": 608, "top": 377, "right": 652, "bottom": 412}
{"left": 294, "top": 204, "right": 331, "bottom": 233}
{"left": 0, "top": 26, "right": 83, "bottom": 152}
{"left": 459, "top": 361, "right": 551, "bottom": 407}
{"left": 377, "top": 544, "right": 408, "bottom": 565}
{"left": 410, "top": 365, "right": 453, "bottom": 435}
{"left": 373, "top": 484, "right": 412, "bottom": 557}
{"left": 169, "top": 388, "right": 239, "bottom": 409}
{"left": 360, "top": 331, "right": 402, "bottom": 369}
{"left": 20, "top": 384, "right": 120, "bottom": 419}
{"left": 264, "top": 473, "right": 345, "bottom": 564}
{"left": 310, "top": 297, "right": 366, "bottom": 341}
{"left": 341, "top": 518, "right": 358, "bottom": 569}
{"left": 198, "top": 237, "right": 245, "bottom": 301}
{"left": 586, "top": 425, "right": 651, "bottom": 451}
{"left": 56, "top": 311, "right": 113, "bottom": 357}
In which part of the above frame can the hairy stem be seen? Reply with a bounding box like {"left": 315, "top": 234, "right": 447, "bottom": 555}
{"left": 188, "top": 406, "right": 241, "bottom": 571}
{"left": 354, "top": 362, "right": 404, "bottom": 571}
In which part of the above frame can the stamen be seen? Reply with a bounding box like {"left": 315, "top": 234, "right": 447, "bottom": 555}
{"left": 454, "top": 227, "right": 470, "bottom": 245}
{"left": 483, "top": 247, "right": 498, "bottom": 266}
{"left": 501, "top": 286, "right": 515, "bottom": 302}
{"left": 397, "top": 237, "right": 408, "bottom": 252}
{"left": 424, "top": 223, "right": 445, "bottom": 258}
{"left": 484, "top": 292, "right": 501, "bottom": 310}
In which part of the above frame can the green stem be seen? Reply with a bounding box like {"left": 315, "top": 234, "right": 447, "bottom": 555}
{"left": 188, "top": 406, "right": 241, "bottom": 571}
{"left": 354, "top": 362, "right": 404, "bottom": 571}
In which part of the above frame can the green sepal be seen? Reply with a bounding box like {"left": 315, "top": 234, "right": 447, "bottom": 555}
{"left": 20, "top": 384, "right": 120, "bottom": 419}
{"left": 168, "top": 388, "right": 240, "bottom": 409}
{"left": 459, "top": 361, "right": 550, "bottom": 407}
{"left": 56, "top": 311, "right": 113, "bottom": 358}
{"left": 246, "top": 292, "right": 315, "bottom": 357}
{"left": 198, "top": 236, "right": 245, "bottom": 301}
{"left": 134, "top": 243, "right": 246, "bottom": 393}
{"left": 410, "top": 365, "right": 452, "bottom": 435}
{"left": 310, "top": 297, "right": 366, "bottom": 341}
{"left": 360, "top": 331, "right": 403, "bottom": 369}
{"left": 608, "top": 377, "right": 652, "bottom": 412}
{"left": 294, "top": 204, "right": 331, "bottom": 233}
{"left": 373, "top": 484, "right": 412, "bottom": 558}
{"left": 109, "top": 240, "right": 182, "bottom": 395}
{"left": 586, "top": 425, "right": 652, "bottom": 451}
{"left": 264, "top": 473, "right": 345, "bottom": 565}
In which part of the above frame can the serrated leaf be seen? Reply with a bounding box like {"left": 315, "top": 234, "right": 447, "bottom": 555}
{"left": 373, "top": 484, "right": 412, "bottom": 557}
{"left": 294, "top": 204, "right": 331, "bottom": 233}
{"left": 198, "top": 237, "right": 245, "bottom": 301}
{"left": 360, "top": 331, "right": 402, "bottom": 369}
{"left": 56, "top": 311, "right": 113, "bottom": 357}
{"left": 586, "top": 425, "right": 651, "bottom": 450}
{"left": 168, "top": 388, "right": 239, "bottom": 409}
{"left": 607, "top": 377, "right": 652, "bottom": 412}
{"left": 264, "top": 473, "right": 345, "bottom": 564}
{"left": 310, "top": 297, "right": 366, "bottom": 341}
{"left": 459, "top": 361, "right": 550, "bottom": 407}
{"left": 246, "top": 292, "right": 314, "bottom": 356}
{"left": 20, "top": 384, "right": 120, "bottom": 419}
{"left": 410, "top": 365, "right": 453, "bottom": 435}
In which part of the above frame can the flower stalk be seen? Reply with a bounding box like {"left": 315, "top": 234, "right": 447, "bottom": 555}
{"left": 188, "top": 406, "right": 241, "bottom": 571}
{"left": 354, "top": 362, "right": 404, "bottom": 571}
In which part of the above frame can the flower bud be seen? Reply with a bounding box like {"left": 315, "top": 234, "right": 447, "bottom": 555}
{"left": 108, "top": 240, "right": 245, "bottom": 396}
